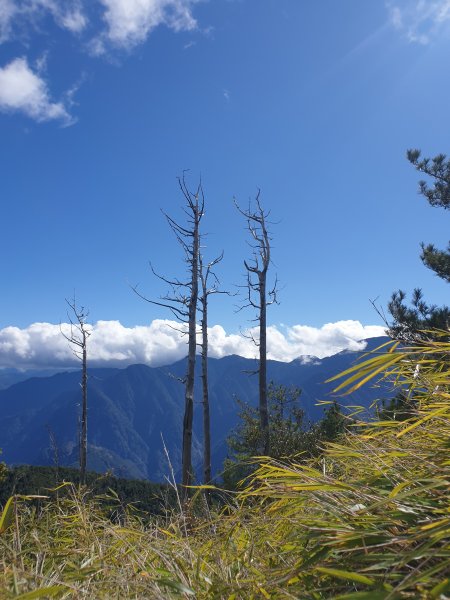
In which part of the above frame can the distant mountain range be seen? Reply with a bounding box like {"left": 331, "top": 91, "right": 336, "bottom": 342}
{"left": 0, "top": 337, "right": 391, "bottom": 481}
{"left": 0, "top": 368, "right": 71, "bottom": 391}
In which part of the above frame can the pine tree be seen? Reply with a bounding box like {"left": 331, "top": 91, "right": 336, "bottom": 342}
{"left": 388, "top": 150, "right": 449, "bottom": 342}
{"left": 407, "top": 149, "right": 450, "bottom": 282}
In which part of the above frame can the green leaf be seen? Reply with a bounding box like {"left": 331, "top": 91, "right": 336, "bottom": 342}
{"left": 0, "top": 496, "right": 15, "bottom": 534}
{"left": 430, "top": 578, "right": 450, "bottom": 598}
{"left": 157, "top": 578, "right": 195, "bottom": 595}
{"left": 315, "top": 567, "right": 375, "bottom": 586}
{"left": 15, "top": 586, "right": 66, "bottom": 599}
{"left": 332, "top": 592, "right": 396, "bottom": 600}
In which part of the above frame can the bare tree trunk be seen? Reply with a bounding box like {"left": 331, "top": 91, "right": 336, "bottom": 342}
{"left": 200, "top": 292, "right": 211, "bottom": 484}
{"left": 133, "top": 175, "right": 205, "bottom": 497}
{"left": 259, "top": 275, "right": 269, "bottom": 454}
{"left": 235, "top": 192, "right": 277, "bottom": 456}
{"left": 198, "top": 252, "right": 225, "bottom": 487}
{"left": 182, "top": 199, "right": 199, "bottom": 495}
{"left": 80, "top": 343, "right": 88, "bottom": 485}
{"left": 61, "top": 296, "right": 90, "bottom": 486}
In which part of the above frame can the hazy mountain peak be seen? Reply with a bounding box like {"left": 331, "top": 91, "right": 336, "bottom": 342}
{"left": 291, "top": 355, "right": 321, "bottom": 366}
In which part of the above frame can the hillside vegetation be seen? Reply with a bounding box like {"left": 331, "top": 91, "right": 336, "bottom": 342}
{"left": 1, "top": 335, "right": 449, "bottom": 599}
{"left": 0, "top": 343, "right": 388, "bottom": 482}
{"left": 0, "top": 466, "right": 172, "bottom": 517}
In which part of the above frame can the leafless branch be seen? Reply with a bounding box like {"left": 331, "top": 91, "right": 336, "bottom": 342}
{"left": 131, "top": 284, "right": 189, "bottom": 321}
{"left": 369, "top": 296, "right": 390, "bottom": 329}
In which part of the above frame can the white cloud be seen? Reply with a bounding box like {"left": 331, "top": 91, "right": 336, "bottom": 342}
{"left": 0, "top": 0, "right": 199, "bottom": 50}
{"left": 387, "top": 0, "right": 450, "bottom": 44}
{"left": 94, "top": 0, "right": 199, "bottom": 53}
{"left": 56, "top": 4, "right": 87, "bottom": 33}
{"left": 0, "top": 0, "right": 87, "bottom": 42}
{"left": 0, "top": 57, "right": 72, "bottom": 123}
{"left": 0, "top": 0, "right": 16, "bottom": 42}
{"left": 0, "top": 319, "right": 387, "bottom": 370}
{"left": 31, "top": 0, "right": 87, "bottom": 33}
{"left": 0, "top": 1, "right": 202, "bottom": 122}
{"left": 277, "top": 321, "right": 386, "bottom": 360}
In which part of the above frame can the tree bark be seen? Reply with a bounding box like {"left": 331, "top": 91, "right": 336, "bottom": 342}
{"left": 80, "top": 343, "right": 87, "bottom": 485}
{"left": 61, "top": 297, "right": 90, "bottom": 486}
{"left": 200, "top": 292, "right": 211, "bottom": 484}
{"left": 132, "top": 176, "right": 206, "bottom": 494}
{"left": 259, "top": 274, "right": 269, "bottom": 454}
{"left": 181, "top": 194, "right": 200, "bottom": 497}
{"left": 235, "top": 192, "right": 276, "bottom": 456}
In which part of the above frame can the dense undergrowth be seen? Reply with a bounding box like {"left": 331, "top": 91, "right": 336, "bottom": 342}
{"left": 0, "top": 466, "right": 173, "bottom": 517}
{"left": 1, "top": 334, "right": 449, "bottom": 599}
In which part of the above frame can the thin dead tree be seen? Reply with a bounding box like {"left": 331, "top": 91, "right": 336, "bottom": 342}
{"left": 61, "top": 296, "right": 90, "bottom": 485}
{"left": 198, "top": 251, "right": 226, "bottom": 485}
{"left": 133, "top": 174, "right": 204, "bottom": 497}
{"left": 235, "top": 191, "right": 278, "bottom": 455}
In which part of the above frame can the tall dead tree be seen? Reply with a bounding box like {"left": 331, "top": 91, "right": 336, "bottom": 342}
{"left": 235, "top": 191, "right": 277, "bottom": 455}
{"left": 61, "top": 296, "right": 90, "bottom": 485}
{"left": 198, "top": 251, "right": 225, "bottom": 485}
{"left": 133, "top": 175, "right": 203, "bottom": 496}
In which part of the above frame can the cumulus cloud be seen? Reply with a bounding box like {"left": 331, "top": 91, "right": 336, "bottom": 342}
{"left": 386, "top": 0, "right": 450, "bottom": 44}
{"left": 0, "top": 57, "right": 72, "bottom": 123}
{"left": 277, "top": 322, "right": 386, "bottom": 360}
{"left": 0, "top": 319, "right": 387, "bottom": 370}
{"left": 93, "top": 0, "right": 199, "bottom": 53}
{"left": 0, "top": 1, "right": 202, "bottom": 122}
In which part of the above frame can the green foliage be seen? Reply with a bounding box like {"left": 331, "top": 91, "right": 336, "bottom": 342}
{"left": 388, "top": 288, "right": 450, "bottom": 342}
{"left": 315, "top": 399, "right": 347, "bottom": 440}
{"left": 388, "top": 150, "right": 449, "bottom": 342}
{"left": 0, "top": 451, "right": 7, "bottom": 485}
{"left": 227, "top": 384, "right": 305, "bottom": 456}
{"left": 420, "top": 240, "right": 450, "bottom": 283}
{"left": 0, "top": 465, "right": 172, "bottom": 517}
{"left": 407, "top": 150, "right": 449, "bottom": 283}
{"left": 407, "top": 148, "right": 450, "bottom": 210}
{"left": 223, "top": 383, "right": 347, "bottom": 489}
{"left": 378, "top": 390, "right": 417, "bottom": 422}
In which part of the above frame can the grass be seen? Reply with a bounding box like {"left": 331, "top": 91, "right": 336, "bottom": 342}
{"left": 1, "top": 334, "right": 449, "bottom": 598}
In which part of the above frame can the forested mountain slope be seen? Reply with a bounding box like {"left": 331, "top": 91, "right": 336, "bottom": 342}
{"left": 0, "top": 337, "right": 389, "bottom": 480}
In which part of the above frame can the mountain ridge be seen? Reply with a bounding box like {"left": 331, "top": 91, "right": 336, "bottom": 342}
{"left": 0, "top": 336, "right": 391, "bottom": 481}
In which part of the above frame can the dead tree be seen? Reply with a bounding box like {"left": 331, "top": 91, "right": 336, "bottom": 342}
{"left": 198, "top": 251, "right": 225, "bottom": 485}
{"left": 133, "top": 174, "right": 204, "bottom": 497}
{"left": 235, "top": 191, "right": 278, "bottom": 455}
{"left": 61, "top": 296, "right": 90, "bottom": 485}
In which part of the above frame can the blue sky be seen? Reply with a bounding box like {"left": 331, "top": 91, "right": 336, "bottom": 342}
{"left": 0, "top": 0, "right": 449, "bottom": 367}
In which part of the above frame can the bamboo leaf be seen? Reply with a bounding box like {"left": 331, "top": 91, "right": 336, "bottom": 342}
{"left": 15, "top": 586, "right": 66, "bottom": 599}
{"left": 315, "top": 567, "right": 375, "bottom": 585}
{"left": 333, "top": 355, "right": 404, "bottom": 394}
{"left": 430, "top": 578, "right": 450, "bottom": 598}
{"left": 0, "top": 496, "right": 15, "bottom": 534}
{"left": 333, "top": 592, "right": 396, "bottom": 600}
{"left": 397, "top": 406, "right": 448, "bottom": 437}
{"left": 157, "top": 578, "right": 195, "bottom": 595}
